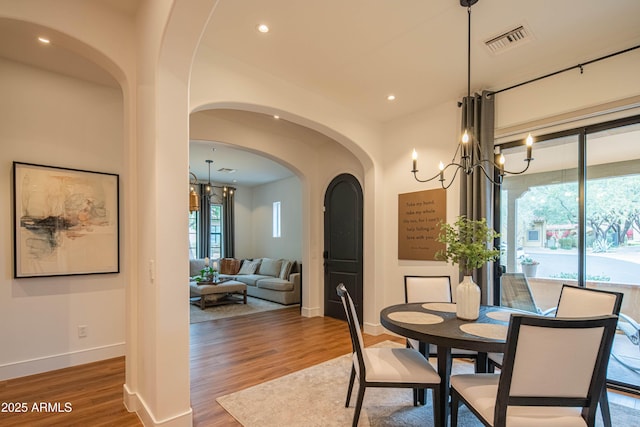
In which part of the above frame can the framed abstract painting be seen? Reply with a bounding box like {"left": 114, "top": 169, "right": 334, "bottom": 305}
{"left": 13, "top": 162, "right": 120, "bottom": 278}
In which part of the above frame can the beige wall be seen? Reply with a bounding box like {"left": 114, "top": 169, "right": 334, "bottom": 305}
{"left": 495, "top": 49, "right": 640, "bottom": 139}
{"left": 249, "top": 176, "right": 302, "bottom": 261}
{"left": 227, "top": 177, "right": 303, "bottom": 262}
{"left": 0, "top": 58, "right": 126, "bottom": 379}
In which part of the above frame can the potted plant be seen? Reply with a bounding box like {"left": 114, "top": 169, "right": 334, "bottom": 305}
{"left": 436, "top": 216, "right": 500, "bottom": 320}
{"left": 519, "top": 256, "right": 539, "bottom": 277}
{"left": 195, "top": 258, "right": 219, "bottom": 283}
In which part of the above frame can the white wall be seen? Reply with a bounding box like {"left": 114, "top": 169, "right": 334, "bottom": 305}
{"left": 230, "top": 183, "right": 252, "bottom": 259}
{"left": 377, "top": 48, "right": 640, "bottom": 312}
{"left": 249, "top": 176, "right": 302, "bottom": 261}
{"left": 380, "top": 101, "right": 462, "bottom": 307}
{"left": 0, "top": 58, "right": 125, "bottom": 380}
{"left": 495, "top": 50, "right": 640, "bottom": 138}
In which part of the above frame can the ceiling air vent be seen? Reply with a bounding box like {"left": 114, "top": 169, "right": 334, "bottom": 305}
{"left": 484, "top": 25, "right": 533, "bottom": 55}
{"left": 218, "top": 167, "right": 236, "bottom": 174}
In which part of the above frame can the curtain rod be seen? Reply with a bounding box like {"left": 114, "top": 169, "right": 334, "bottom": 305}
{"left": 490, "top": 44, "right": 640, "bottom": 96}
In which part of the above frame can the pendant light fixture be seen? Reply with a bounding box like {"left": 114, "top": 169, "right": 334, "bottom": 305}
{"left": 411, "top": 0, "right": 534, "bottom": 189}
{"left": 189, "top": 171, "right": 200, "bottom": 213}
{"left": 205, "top": 159, "right": 213, "bottom": 197}
{"left": 204, "top": 159, "right": 235, "bottom": 199}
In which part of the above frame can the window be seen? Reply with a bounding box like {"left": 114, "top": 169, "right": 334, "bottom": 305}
{"left": 210, "top": 203, "right": 223, "bottom": 259}
{"left": 273, "top": 201, "right": 281, "bottom": 238}
{"left": 497, "top": 115, "right": 640, "bottom": 393}
{"left": 188, "top": 210, "right": 198, "bottom": 259}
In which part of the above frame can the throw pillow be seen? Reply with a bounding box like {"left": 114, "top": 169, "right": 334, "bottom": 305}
{"left": 237, "top": 259, "right": 260, "bottom": 275}
{"left": 220, "top": 258, "right": 241, "bottom": 275}
{"left": 258, "top": 258, "right": 282, "bottom": 277}
{"left": 279, "top": 260, "right": 293, "bottom": 280}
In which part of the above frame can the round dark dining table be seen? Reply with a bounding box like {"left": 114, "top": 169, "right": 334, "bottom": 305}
{"left": 380, "top": 302, "right": 525, "bottom": 427}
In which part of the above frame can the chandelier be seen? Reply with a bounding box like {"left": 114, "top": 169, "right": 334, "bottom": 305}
{"left": 411, "top": 0, "right": 533, "bottom": 189}
{"left": 189, "top": 158, "right": 236, "bottom": 213}
{"left": 204, "top": 159, "right": 234, "bottom": 199}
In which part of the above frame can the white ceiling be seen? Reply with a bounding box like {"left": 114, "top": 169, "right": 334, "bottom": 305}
{"left": 190, "top": 139, "right": 294, "bottom": 188}
{"left": 202, "top": 0, "right": 640, "bottom": 122}
{"left": 2, "top": 0, "right": 639, "bottom": 186}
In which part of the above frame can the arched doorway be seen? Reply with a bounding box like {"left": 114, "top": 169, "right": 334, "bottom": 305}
{"left": 323, "top": 173, "right": 363, "bottom": 321}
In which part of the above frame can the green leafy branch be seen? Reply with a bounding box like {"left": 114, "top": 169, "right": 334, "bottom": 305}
{"left": 435, "top": 216, "right": 500, "bottom": 276}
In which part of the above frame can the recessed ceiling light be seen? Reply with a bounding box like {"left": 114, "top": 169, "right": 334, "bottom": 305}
{"left": 387, "top": 94, "right": 396, "bottom": 101}
{"left": 273, "top": 115, "right": 280, "bottom": 119}
{"left": 257, "top": 24, "right": 269, "bottom": 33}
{"left": 38, "top": 37, "right": 50, "bottom": 44}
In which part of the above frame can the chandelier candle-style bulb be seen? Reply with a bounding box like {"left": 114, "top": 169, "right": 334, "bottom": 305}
{"left": 461, "top": 130, "right": 470, "bottom": 160}
{"left": 498, "top": 154, "right": 505, "bottom": 175}
{"left": 412, "top": 149, "right": 418, "bottom": 172}
{"left": 461, "top": 130, "right": 470, "bottom": 143}
{"left": 439, "top": 161, "right": 445, "bottom": 181}
{"left": 526, "top": 133, "right": 534, "bottom": 160}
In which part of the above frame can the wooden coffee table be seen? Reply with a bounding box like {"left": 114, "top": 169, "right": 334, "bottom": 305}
{"left": 189, "top": 279, "right": 247, "bottom": 309}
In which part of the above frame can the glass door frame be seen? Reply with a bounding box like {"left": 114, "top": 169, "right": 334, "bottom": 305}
{"left": 493, "top": 113, "right": 640, "bottom": 394}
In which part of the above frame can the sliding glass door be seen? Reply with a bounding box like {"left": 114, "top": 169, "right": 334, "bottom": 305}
{"left": 496, "top": 115, "right": 640, "bottom": 393}
{"left": 585, "top": 122, "right": 640, "bottom": 391}
{"left": 498, "top": 133, "right": 579, "bottom": 310}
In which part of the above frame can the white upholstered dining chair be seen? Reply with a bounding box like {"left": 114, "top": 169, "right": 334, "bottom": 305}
{"left": 451, "top": 313, "right": 618, "bottom": 427}
{"left": 404, "top": 276, "right": 478, "bottom": 359}
{"left": 488, "top": 284, "right": 623, "bottom": 427}
{"left": 337, "top": 283, "right": 441, "bottom": 427}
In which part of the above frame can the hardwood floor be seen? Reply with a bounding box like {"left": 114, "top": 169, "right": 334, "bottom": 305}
{"left": 5, "top": 306, "right": 638, "bottom": 426}
{"left": 0, "top": 306, "right": 401, "bottom": 426}
{"left": 0, "top": 356, "right": 141, "bottom": 427}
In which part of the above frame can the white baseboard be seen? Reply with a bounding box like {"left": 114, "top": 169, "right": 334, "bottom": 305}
{"left": 363, "top": 321, "right": 385, "bottom": 336}
{"left": 124, "top": 385, "right": 192, "bottom": 427}
{"left": 123, "top": 383, "right": 139, "bottom": 413}
{"left": 301, "top": 305, "right": 322, "bottom": 317}
{"left": 0, "top": 343, "right": 125, "bottom": 381}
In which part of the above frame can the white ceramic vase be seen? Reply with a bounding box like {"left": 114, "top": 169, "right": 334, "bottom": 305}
{"left": 456, "top": 275, "right": 481, "bottom": 320}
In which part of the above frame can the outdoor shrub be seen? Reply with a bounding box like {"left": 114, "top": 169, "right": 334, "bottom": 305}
{"left": 550, "top": 272, "right": 611, "bottom": 282}
{"left": 559, "top": 237, "right": 573, "bottom": 249}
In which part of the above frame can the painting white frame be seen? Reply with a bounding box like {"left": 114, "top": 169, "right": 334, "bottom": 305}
{"left": 13, "top": 162, "right": 120, "bottom": 278}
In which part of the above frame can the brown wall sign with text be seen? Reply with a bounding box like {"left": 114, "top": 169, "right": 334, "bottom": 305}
{"left": 398, "top": 189, "right": 446, "bottom": 260}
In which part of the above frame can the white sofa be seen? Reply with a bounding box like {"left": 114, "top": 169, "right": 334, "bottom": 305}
{"left": 190, "top": 257, "right": 301, "bottom": 305}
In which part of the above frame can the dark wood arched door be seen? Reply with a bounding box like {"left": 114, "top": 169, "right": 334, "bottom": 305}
{"left": 323, "top": 174, "right": 363, "bottom": 321}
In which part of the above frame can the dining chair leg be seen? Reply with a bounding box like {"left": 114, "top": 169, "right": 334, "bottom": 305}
{"left": 600, "top": 387, "right": 612, "bottom": 427}
{"left": 413, "top": 388, "right": 418, "bottom": 406}
{"left": 432, "top": 387, "right": 442, "bottom": 427}
{"left": 475, "top": 352, "right": 488, "bottom": 373}
{"left": 352, "top": 384, "right": 366, "bottom": 427}
{"left": 345, "top": 366, "right": 356, "bottom": 407}
{"left": 450, "top": 388, "right": 459, "bottom": 427}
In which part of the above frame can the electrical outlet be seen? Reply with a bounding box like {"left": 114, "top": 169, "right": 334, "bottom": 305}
{"left": 78, "top": 325, "right": 88, "bottom": 338}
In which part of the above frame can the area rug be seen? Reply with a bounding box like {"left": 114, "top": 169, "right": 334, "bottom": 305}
{"left": 216, "top": 341, "right": 639, "bottom": 426}
{"left": 190, "top": 296, "right": 292, "bottom": 323}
